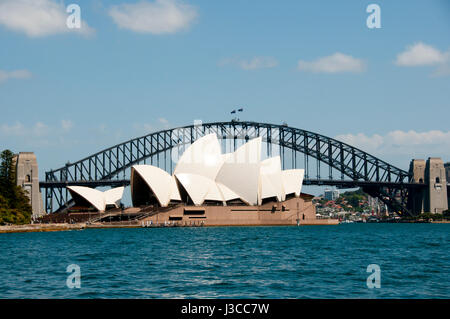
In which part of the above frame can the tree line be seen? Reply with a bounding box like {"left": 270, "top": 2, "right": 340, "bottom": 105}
{"left": 0, "top": 150, "right": 32, "bottom": 225}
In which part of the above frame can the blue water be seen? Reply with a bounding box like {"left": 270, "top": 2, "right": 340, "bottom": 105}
{"left": 0, "top": 224, "right": 448, "bottom": 298}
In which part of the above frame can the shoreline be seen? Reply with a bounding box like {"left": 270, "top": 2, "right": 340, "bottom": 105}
{"left": 1, "top": 220, "right": 449, "bottom": 234}
{"left": 0, "top": 223, "right": 86, "bottom": 234}
{"left": 1, "top": 220, "right": 338, "bottom": 233}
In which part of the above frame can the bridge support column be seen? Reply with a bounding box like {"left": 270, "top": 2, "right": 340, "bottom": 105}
{"left": 409, "top": 158, "right": 448, "bottom": 215}
{"left": 408, "top": 159, "right": 426, "bottom": 215}
{"left": 445, "top": 162, "right": 450, "bottom": 208}
{"left": 14, "top": 152, "right": 45, "bottom": 219}
{"left": 425, "top": 158, "right": 448, "bottom": 214}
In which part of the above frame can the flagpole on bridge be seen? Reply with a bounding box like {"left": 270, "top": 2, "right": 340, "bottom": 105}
{"left": 231, "top": 107, "right": 244, "bottom": 121}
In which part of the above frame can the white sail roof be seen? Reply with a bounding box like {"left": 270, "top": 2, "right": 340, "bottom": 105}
{"left": 67, "top": 186, "right": 125, "bottom": 211}
{"left": 259, "top": 156, "right": 285, "bottom": 203}
{"left": 281, "top": 169, "right": 305, "bottom": 197}
{"left": 104, "top": 187, "right": 125, "bottom": 207}
{"left": 68, "top": 186, "right": 105, "bottom": 211}
{"left": 174, "top": 133, "right": 224, "bottom": 181}
{"left": 204, "top": 181, "right": 226, "bottom": 202}
{"left": 129, "top": 135, "right": 305, "bottom": 208}
{"left": 132, "top": 165, "right": 181, "bottom": 207}
{"left": 175, "top": 173, "right": 224, "bottom": 205}
{"left": 169, "top": 176, "right": 181, "bottom": 201}
{"left": 215, "top": 137, "right": 262, "bottom": 205}
{"left": 216, "top": 182, "right": 241, "bottom": 202}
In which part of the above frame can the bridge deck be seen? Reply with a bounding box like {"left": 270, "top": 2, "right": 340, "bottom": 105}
{"left": 40, "top": 179, "right": 424, "bottom": 189}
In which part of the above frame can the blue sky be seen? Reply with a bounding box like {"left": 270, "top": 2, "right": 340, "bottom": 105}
{"left": 1, "top": 0, "right": 449, "bottom": 182}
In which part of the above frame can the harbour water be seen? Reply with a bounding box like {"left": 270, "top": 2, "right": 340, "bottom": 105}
{"left": 0, "top": 224, "right": 448, "bottom": 298}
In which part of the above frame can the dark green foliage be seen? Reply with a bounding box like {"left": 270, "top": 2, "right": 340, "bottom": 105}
{"left": 419, "top": 212, "right": 443, "bottom": 221}
{"left": 0, "top": 150, "right": 32, "bottom": 225}
{"left": 315, "top": 188, "right": 368, "bottom": 212}
{"left": 443, "top": 209, "right": 450, "bottom": 219}
{"left": 339, "top": 189, "right": 366, "bottom": 212}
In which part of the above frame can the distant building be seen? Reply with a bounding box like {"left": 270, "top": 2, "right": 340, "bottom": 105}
{"left": 324, "top": 188, "right": 339, "bottom": 201}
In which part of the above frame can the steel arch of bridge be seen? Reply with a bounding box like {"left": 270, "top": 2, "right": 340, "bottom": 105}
{"left": 41, "top": 121, "right": 418, "bottom": 215}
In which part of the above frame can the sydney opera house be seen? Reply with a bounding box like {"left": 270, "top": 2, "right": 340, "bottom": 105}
{"left": 66, "top": 134, "right": 337, "bottom": 226}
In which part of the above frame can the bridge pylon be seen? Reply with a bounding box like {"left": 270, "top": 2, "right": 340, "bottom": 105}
{"left": 408, "top": 158, "right": 448, "bottom": 215}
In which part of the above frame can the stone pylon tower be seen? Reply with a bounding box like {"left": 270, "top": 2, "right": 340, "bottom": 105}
{"left": 445, "top": 162, "right": 450, "bottom": 183}
{"left": 425, "top": 158, "right": 448, "bottom": 214}
{"left": 445, "top": 162, "right": 450, "bottom": 207}
{"left": 409, "top": 158, "right": 448, "bottom": 215}
{"left": 14, "top": 152, "right": 45, "bottom": 219}
{"left": 408, "top": 159, "right": 426, "bottom": 215}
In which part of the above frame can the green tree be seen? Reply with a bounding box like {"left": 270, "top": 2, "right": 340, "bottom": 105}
{"left": 419, "top": 212, "right": 443, "bottom": 221}
{"left": 443, "top": 209, "right": 450, "bottom": 220}
{"left": 0, "top": 150, "right": 15, "bottom": 200}
{"left": 0, "top": 150, "right": 32, "bottom": 225}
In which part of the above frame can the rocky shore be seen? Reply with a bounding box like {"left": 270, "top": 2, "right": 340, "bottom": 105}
{"left": 0, "top": 223, "right": 86, "bottom": 234}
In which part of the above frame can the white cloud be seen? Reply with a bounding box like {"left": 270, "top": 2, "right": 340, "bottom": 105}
{"left": 395, "top": 42, "right": 448, "bottom": 66}
{"left": 0, "top": 120, "right": 78, "bottom": 150}
{"left": 0, "top": 69, "right": 32, "bottom": 83}
{"left": 335, "top": 132, "right": 385, "bottom": 151}
{"left": 158, "top": 117, "right": 170, "bottom": 128}
{"left": 32, "top": 122, "right": 49, "bottom": 136}
{"left": 0, "top": 121, "right": 49, "bottom": 137}
{"left": 133, "top": 118, "right": 170, "bottom": 135}
{"left": 133, "top": 123, "right": 153, "bottom": 134}
{"left": 98, "top": 124, "right": 107, "bottom": 133}
{"left": 335, "top": 130, "right": 450, "bottom": 166}
{"left": 219, "top": 56, "right": 278, "bottom": 70}
{"left": 433, "top": 63, "right": 450, "bottom": 77}
{"left": 108, "top": 0, "right": 197, "bottom": 34}
{"left": 61, "top": 120, "right": 73, "bottom": 132}
{"left": 297, "top": 52, "right": 366, "bottom": 74}
{"left": 239, "top": 57, "right": 279, "bottom": 70}
{"left": 0, "top": 122, "right": 26, "bottom": 136}
{"left": 0, "top": 0, "right": 94, "bottom": 37}
{"left": 395, "top": 42, "right": 450, "bottom": 77}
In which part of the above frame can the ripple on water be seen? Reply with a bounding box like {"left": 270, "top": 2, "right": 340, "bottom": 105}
{"left": 0, "top": 224, "right": 449, "bottom": 298}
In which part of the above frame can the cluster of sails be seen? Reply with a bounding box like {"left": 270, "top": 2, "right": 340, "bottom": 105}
{"left": 68, "top": 134, "right": 305, "bottom": 211}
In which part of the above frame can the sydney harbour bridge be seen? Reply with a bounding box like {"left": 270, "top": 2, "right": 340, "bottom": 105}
{"left": 39, "top": 121, "right": 442, "bottom": 217}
